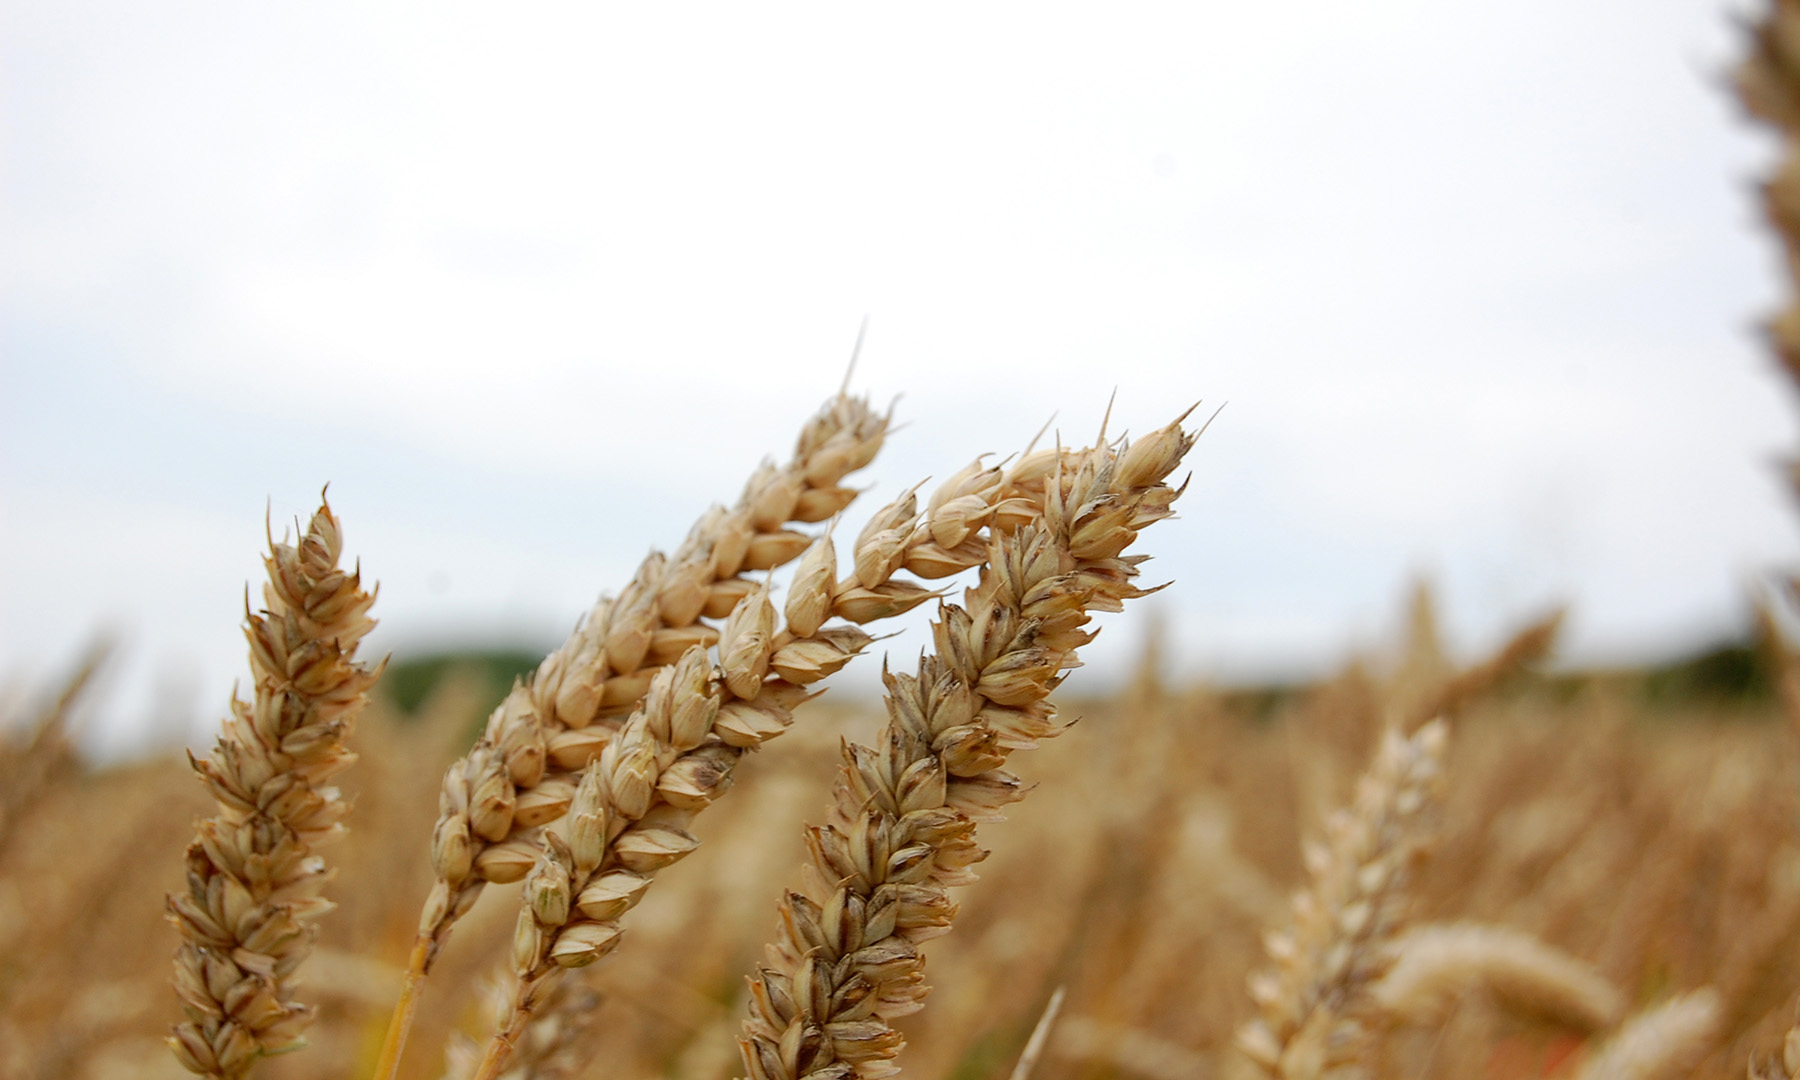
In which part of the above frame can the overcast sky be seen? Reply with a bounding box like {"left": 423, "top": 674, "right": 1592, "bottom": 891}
{"left": 5, "top": 2, "right": 1797, "bottom": 758}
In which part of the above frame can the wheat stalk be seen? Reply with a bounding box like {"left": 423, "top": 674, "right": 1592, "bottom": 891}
{"left": 736, "top": 416, "right": 1197, "bottom": 1080}
{"left": 1574, "top": 990, "right": 1720, "bottom": 1080}
{"left": 0, "top": 637, "right": 111, "bottom": 853}
{"left": 1051, "top": 1018, "right": 1210, "bottom": 1080}
{"left": 372, "top": 392, "right": 892, "bottom": 1075}
{"left": 165, "top": 496, "right": 379, "bottom": 1078}
{"left": 1238, "top": 718, "right": 1449, "bottom": 1080}
{"left": 463, "top": 420, "right": 1185, "bottom": 1079}
{"left": 1370, "top": 922, "right": 1622, "bottom": 1032}
{"left": 417, "top": 392, "right": 890, "bottom": 960}
{"left": 1740, "top": 0, "right": 1800, "bottom": 420}
{"left": 444, "top": 973, "right": 600, "bottom": 1080}
{"left": 1409, "top": 610, "right": 1562, "bottom": 726}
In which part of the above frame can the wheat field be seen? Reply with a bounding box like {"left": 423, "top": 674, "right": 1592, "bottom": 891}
{"left": 4, "top": 570, "right": 1799, "bottom": 1080}
{"left": 8, "top": 5, "right": 1800, "bottom": 1080}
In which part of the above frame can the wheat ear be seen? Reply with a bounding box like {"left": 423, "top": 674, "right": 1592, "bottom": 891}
{"left": 1573, "top": 990, "right": 1719, "bottom": 1080}
{"left": 737, "top": 416, "right": 1196, "bottom": 1080}
{"left": 165, "top": 496, "right": 379, "bottom": 1078}
{"left": 1741, "top": 0, "right": 1800, "bottom": 407}
{"left": 1739, "top": 20, "right": 1800, "bottom": 1076}
{"left": 463, "top": 426, "right": 1173, "bottom": 1079}
{"left": 1237, "top": 718, "right": 1449, "bottom": 1080}
{"left": 1370, "top": 922, "right": 1622, "bottom": 1032}
{"left": 370, "top": 394, "right": 891, "bottom": 1077}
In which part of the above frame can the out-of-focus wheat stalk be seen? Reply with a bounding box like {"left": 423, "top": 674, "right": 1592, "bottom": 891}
{"left": 737, "top": 416, "right": 1196, "bottom": 1080}
{"left": 1238, "top": 719, "right": 1449, "bottom": 1080}
{"left": 0, "top": 637, "right": 111, "bottom": 852}
{"left": 1739, "top": 0, "right": 1800, "bottom": 427}
{"left": 1738, "top": 0, "right": 1800, "bottom": 808}
{"left": 165, "top": 497, "right": 379, "bottom": 1078}
{"left": 444, "top": 973, "right": 599, "bottom": 1080}
{"left": 1409, "top": 610, "right": 1561, "bottom": 727}
{"left": 1574, "top": 990, "right": 1720, "bottom": 1080}
{"left": 1737, "top": 15, "right": 1800, "bottom": 1080}
{"left": 1370, "top": 922, "right": 1621, "bottom": 1032}
{"left": 1051, "top": 1017, "right": 1209, "bottom": 1080}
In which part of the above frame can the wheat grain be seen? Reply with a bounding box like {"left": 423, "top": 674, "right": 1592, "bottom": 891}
{"left": 164, "top": 497, "right": 379, "bottom": 1078}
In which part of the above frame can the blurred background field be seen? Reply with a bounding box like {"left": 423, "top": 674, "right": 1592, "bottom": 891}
{"left": 7, "top": 584, "right": 1800, "bottom": 1080}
